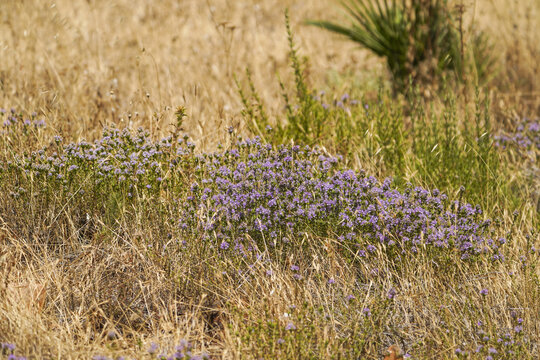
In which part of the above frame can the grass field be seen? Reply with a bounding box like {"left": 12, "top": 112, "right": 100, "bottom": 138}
{"left": 0, "top": 0, "right": 538, "bottom": 359}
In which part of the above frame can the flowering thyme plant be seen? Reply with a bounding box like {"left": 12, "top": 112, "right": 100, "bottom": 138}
{"left": 494, "top": 117, "right": 540, "bottom": 152}
{"left": 179, "top": 136, "right": 502, "bottom": 261}
{"left": 9, "top": 128, "right": 503, "bottom": 263}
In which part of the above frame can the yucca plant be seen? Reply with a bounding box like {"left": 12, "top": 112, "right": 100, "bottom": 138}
{"left": 307, "top": 0, "right": 486, "bottom": 93}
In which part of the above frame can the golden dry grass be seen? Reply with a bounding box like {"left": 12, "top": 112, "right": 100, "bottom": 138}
{"left": 0, "top": 0, "right": 539, "bottom": 359}
{"left": 2, "top": 0, "right": 536, "bottom": 148}
{"left": 1, "top": 214, "right": 538, "bottom": 358}
{"left": 0, "top": 0, "right": 382, "bottom": 150}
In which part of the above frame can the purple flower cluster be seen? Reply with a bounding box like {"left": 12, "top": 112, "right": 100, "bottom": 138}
{"left": 468, "top": 316, "right": 531, "bottom": 357}
{"left": 0, "top": 108, "right": 45, "bottom": 130}
{"left": 494, "top": 117, "right": 540, "bottom": 151}
{"left": 0, "top": 343, "right": 26, "bottom": 360}
{"left": 179, "top": 137, "right": 501, "bottom": 260}
{"left": 16, "top": 127, "right": 193, "bottom": 194}
{"left": 311, "top": 91, "right": 362, "bottom": 112}
{"left": 11, "top": 126, "right": 503, "bottom": 261}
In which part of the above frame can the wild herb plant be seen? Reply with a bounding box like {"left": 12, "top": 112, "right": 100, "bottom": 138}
{"left": 236, "top": 11, "right": 407, "bottom": 165}
{"left": 2, "top": 122, "right": 195, "bottom": 246}
{"left": 0, "top": 108, "right": 47, "bottom": 156}
{"left": 180, "top": 135, "right": 504, "bottom": 265}
{"left": 1, "top": 119, "right": 538, "bottom": 358}
{"left": 236, "top": 10, "right": 332, "bottom": 147}
{"left": 238, "top": 14, "right": 513, "bottom": 212}
{"left": 407, "top": 87, "right": 506, "bottom": 209}
{"left": 5, "top": 123, "right": 504, "bottom": 263}
{"left": 494, "top": 117, "right": 540, "bottom": 152}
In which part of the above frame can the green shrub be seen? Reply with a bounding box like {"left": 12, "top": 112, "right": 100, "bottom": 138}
{"left": 236, "top": 12, "right": 514, "bottom": 212}
{"left": 307, "top": 0, "right": 496, "bottom": 92}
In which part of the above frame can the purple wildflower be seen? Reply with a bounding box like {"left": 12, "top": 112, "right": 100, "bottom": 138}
{"left": 362, "top": 308, "right": 371, "bottom": 316}
{"left": 148, "top": 343, "right": 158, "bottom": 354}
{"left": 285, "top": 322, "right": 296, "bottom": 330}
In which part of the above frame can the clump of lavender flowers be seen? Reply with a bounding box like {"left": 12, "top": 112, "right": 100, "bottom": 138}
{"left": 311, "top": 91, "right": 362, "bottom": 113}
{"left": 465, "top": 316, "right": 532, "bottom": 357}
{"left": 494, "top": 117, "right": 540, "bottom": 151}
{"left": 0, "top": 108, "right": 45, "bottom": 132}
{"left": 179, "top": 136, "right": 501, "bottom": 260}
{"left": 1, "top": 343, "right": 26, "bottom": 360}
{"left": 9, "top": 127, "right": 503, "bottom": 261}
{"left": 13, "top": 127, "right": 194, "bottom": 200}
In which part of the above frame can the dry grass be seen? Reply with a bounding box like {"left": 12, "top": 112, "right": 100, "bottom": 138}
{"left": 0, "top": 0, "right": 382, "bottom": 150}
{"left": 474, "top": 0, "right": 540, "bottom": 118}
{"left": 0, "top": 0, "right": 539, "bottom": 359}
{"left": 1, "top": 1, "right": 538, "bottom": 146}
{"left": 1, "top": 214, "right": 538, "bottom": 358}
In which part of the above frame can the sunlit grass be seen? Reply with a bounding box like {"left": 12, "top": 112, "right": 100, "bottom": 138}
{"left": 0, "top": 0, "right": 539, "bottom": 359}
